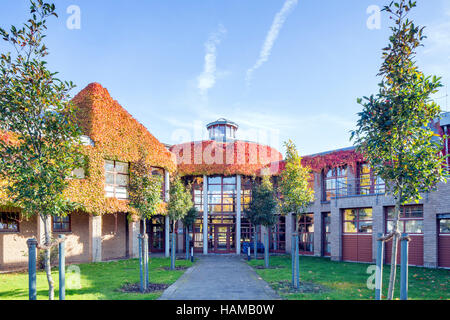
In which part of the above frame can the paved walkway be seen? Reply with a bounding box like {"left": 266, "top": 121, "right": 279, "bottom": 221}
{"left": 159, "top": 255, "right": 280, "bottom": 300}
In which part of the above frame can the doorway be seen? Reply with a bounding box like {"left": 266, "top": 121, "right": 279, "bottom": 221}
{"left": 212, "top": 224, "right": 233, "bottom": 253}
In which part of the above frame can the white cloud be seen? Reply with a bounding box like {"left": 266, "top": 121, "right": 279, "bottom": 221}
{"left": 246, "top": 0, "right": 298, "bottom": 85}
{"left": 197, "top": 24, "right": 227, "bottom": 98}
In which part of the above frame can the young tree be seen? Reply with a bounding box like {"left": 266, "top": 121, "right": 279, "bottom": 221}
{"left": 0, "top": 1, "right": 84, "bottom": 300}
{"left": 167, "top": 175, "right": 193, "bottom": 270}
{"left": 129, "top": 156, "right": 163, "bottom": 290}
{"left": 279, "top": 140, "right": 314, "bottom": 288}
{"left": 244, "top": 175, "right": 277, "bottom": 268}
{"left": 182, "top": 206, "right": 198, "bottom": 260}
{"left": 351, "top": 0, "right": 447, "bottom": 300}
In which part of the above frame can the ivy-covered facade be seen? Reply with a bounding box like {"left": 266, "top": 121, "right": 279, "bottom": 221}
{"left": 0, "top": 84, "right": 449, "bottom": 270}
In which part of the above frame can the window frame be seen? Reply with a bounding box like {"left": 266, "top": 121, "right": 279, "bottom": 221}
{"left": 297, "top": 213, "right": 314, "bottom": 253}
{"left": 104, "top": 160, "right": 130, "bottom": 199}
{"left": 439, "top": 218, "right": 450, "bottom": 234}
{"left": 151, "top": 167, "right": 165, "bottom": 201}
{"left": 52, "top": 215, "right": 71, "bottom": 233}
{"left": 0, "top": 212, "right": 20, "bottom": 233}
{"left": 207, "top": 175, "right": 237, "bottom": 214}
{"left": 385, "top": 205, "right": 424, "bottom": 235}
{"left": 356, "top": 163, "right": 385, "bottom": 195}
{"left": 342, "top": 208, "right": 373, "bottom": 234}
{"left": 322, "top": 166, "right": 348, "bottom": 201}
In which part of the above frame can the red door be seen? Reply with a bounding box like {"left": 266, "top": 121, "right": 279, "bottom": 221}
{"left": 438, "top": 218, "right": 450, "bottom": 268}
{"left": 342, "top": 208, "right": 373, "bottom": 263}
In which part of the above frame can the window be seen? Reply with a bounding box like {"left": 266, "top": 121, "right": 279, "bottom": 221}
{"left": 151, "top": 167, "right": 165, "bottom": 201}
{"left": 386, "top": 205, "right": 423, "bottom": 234}
{"left": 343, "top": 208, "right": 373, "bottom": 233}
{"left": 192, "top": 177, "right": 204, "bottom": 212}
{"left": 71, "top": 167, "right": 85, "bottom": 179}
{"left": 0, "top": 212, "right": 19, "bottom": 232}
{"left": 105, "top": 160, "right": 129, "bottom": 199}
{"left": 207, "top": 176, "right": 236, "bottom": 213}
{"left": 241, "top": 177, "right": 253, "bottom": 211}
{"left": 442, "top": 125, "right": 449, "bottom": 170}
{"left": 298, "top": 214, "right": 314, "bottom": 253}
{"left": 323, "top": 166, "right": 347, "bottom": 201}
{"left": 52, "top": 216, "right": 71, "bottom": 232}
{"left": 357, "top": 163, "right": 385, "bottom": 195}
{"left": 440, "top": 219, "right": 450, "bottom": 234}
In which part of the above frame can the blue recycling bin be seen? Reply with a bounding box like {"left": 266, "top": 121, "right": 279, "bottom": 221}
{"left": 242, "top": 241, "right": 264, "bottom": 254}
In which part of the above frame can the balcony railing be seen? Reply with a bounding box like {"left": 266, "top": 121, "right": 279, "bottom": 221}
{"left": 331, "top": 178, "right": 386, "bottom": 199}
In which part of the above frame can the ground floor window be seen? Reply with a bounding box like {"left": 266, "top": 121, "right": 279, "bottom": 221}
{"left": 52, "top": 215, "right": 71, "bottom": 232}
{"left": 438, "top": 216, "right": 450, "bottom": 268}
{"left": 343, "top": 208, "right": 373, "bottom": 234}
{"left": 269, "top": 215, "right": 286, "bottom": 252}
{"left": 386, "top": 205, "right": 423, "bottom": 234}
{"left": 0, "top": 212, "right": 19, "bottom": 232}
{"left": 298, "top": 214, "right": 314, "bottom": 254}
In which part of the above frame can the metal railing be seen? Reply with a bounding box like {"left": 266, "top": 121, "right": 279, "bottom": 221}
{"left": 332, "top": 178, "right": 386, "bottom": 199}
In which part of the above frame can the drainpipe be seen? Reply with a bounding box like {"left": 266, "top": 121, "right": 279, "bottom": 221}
{"left": 445, "top": 126, "right": 449, "bottom": 169}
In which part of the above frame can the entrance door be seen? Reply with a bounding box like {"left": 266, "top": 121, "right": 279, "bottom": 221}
{"left": 213, "top": 225, "right": 232, "bottom": 253}
{"left": 147, "top": 216, "right": 165, "bottom": 253}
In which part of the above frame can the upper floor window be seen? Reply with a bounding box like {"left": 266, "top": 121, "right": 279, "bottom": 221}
{"left": 357, "top": 163, "right": 385, "bottom": 195}
{"left": 0, "top": 212, "right": 19, "bottom": 232}
{"left": 70, "top": 167, "right": 85, "bottom": 179}
{"left": 105, "top": 160, "right": 129, "bottom": 199}
{"left": 241, "top": 177, "right": 253, "bottom": 212}
{"left": 52, "top": 216, "right": 71, "bottom": 232}
{"left": 190, "top": 177, "right": 204, "bottom": 212}
{"left": 323, "top": 166, "right": 347, "bottom": 201}
{"left": 151, "top": 167, "right": 165, "bottom": 201}
{"left": 207, "top": 175, "right": 236, "bottom": 213}
{"left": 442, "top": 125, "right": 449, "bottom": 170}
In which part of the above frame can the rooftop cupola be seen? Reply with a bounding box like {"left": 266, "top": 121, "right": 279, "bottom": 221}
{"left": 206, "top": 118, "right": 238, "bottom": 142}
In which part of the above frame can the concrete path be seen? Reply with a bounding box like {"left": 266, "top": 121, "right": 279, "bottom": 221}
{"left": 159, "top": 255, "right": 280, "bottom": 300}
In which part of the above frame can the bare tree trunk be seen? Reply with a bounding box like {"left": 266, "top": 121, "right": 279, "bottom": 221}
{"left": 387, "top": 194, "right": 402, "bottom": 300}
{"left": 41, "top": 214, "right": 54, "bottom": 300}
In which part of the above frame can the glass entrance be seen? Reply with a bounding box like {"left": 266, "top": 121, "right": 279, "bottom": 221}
{"left": 212, "top": 224, "right": 234, "bottom": 253}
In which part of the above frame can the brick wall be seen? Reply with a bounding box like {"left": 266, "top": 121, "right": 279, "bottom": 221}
{"left": 0, "top": 214, "right": 37, "bottom": 271}
{"left": 53, "top": 212, "right": 90, "bottom": 264}
{"left": 101, "top": 213, "right": 127, "bottom": 261}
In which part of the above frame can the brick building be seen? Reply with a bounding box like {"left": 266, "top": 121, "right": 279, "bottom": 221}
{"left": 0, "top": 84, "right": 449, "bottom": 271}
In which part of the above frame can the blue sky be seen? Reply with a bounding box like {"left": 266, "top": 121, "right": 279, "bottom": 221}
{"left": 1, "top": 0, "right": 449, "bottom": 156}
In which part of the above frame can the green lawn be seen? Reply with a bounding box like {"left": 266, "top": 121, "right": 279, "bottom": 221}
{"left": 0, "top": 257, "right": 193, "bottom": 300}
{"left": 248, "top": 255, "right": 450, "bottom": 300}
